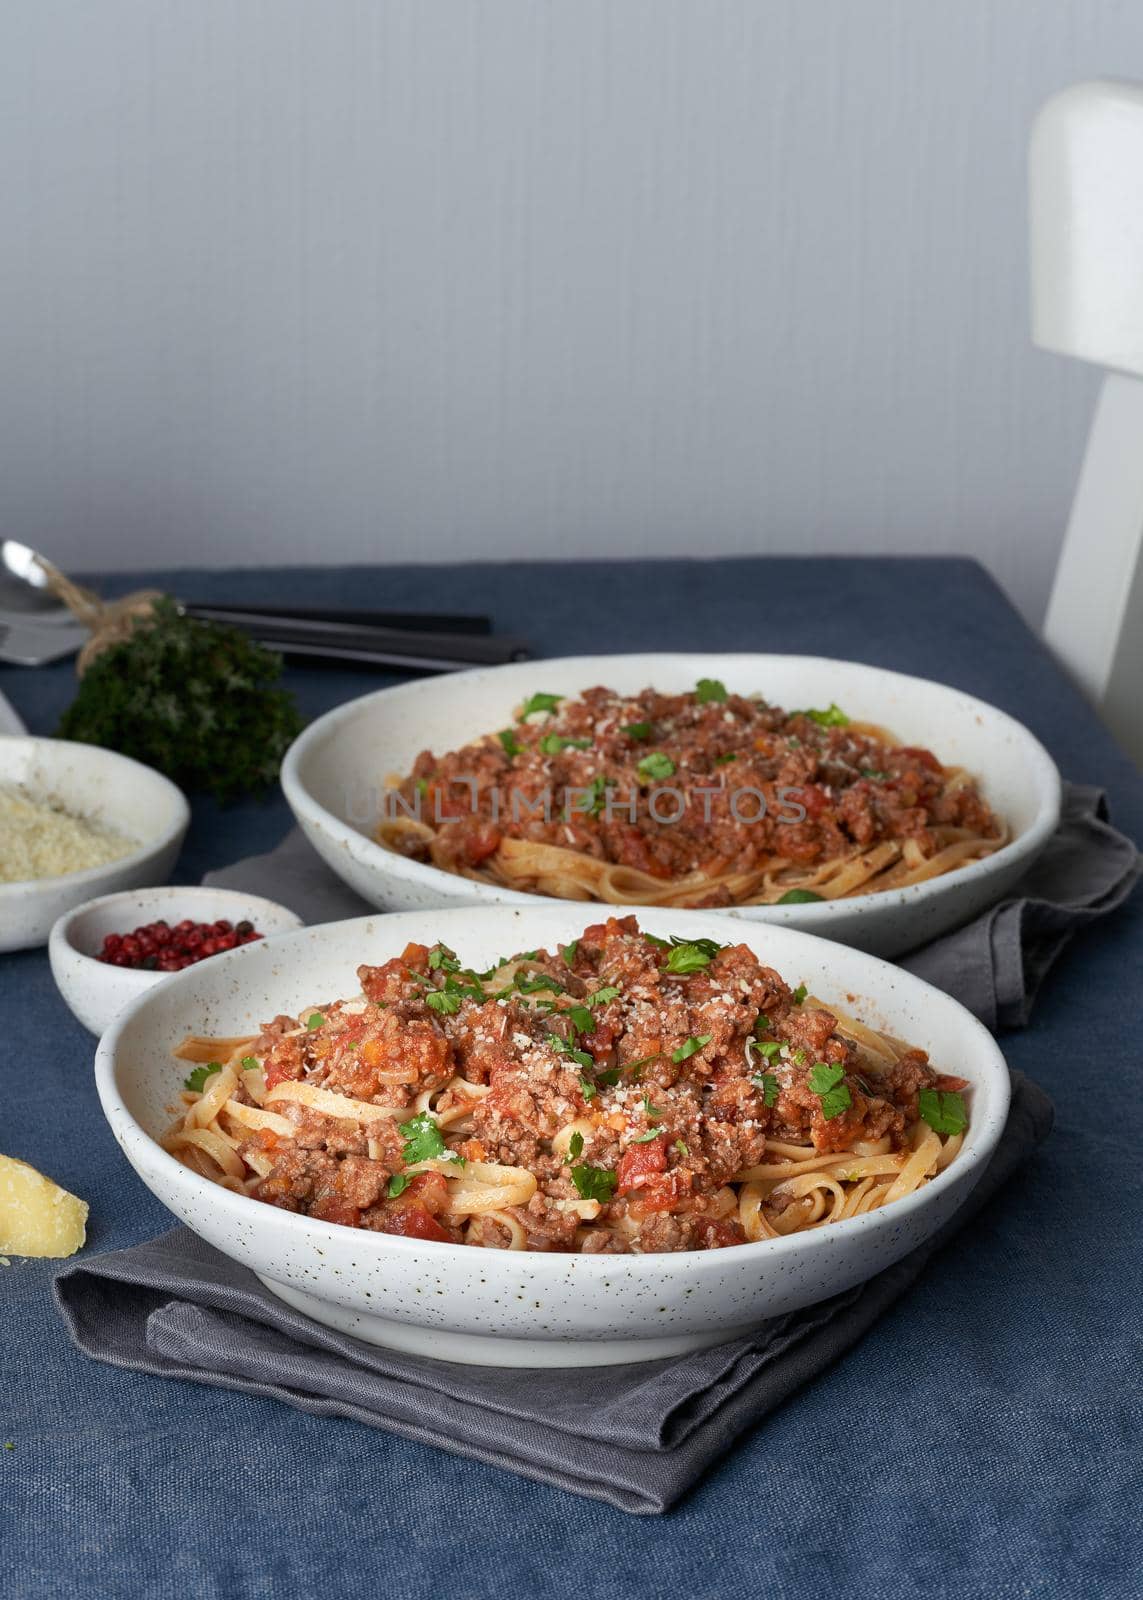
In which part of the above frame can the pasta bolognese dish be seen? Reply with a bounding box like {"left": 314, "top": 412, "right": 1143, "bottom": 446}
{"left": 165, "top": 916, "right": 970, "bottom": 1253}
{"left": 375, "top": 680, "right": 1005, "bottom": 907}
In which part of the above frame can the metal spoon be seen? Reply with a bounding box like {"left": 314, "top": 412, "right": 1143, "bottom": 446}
{"left": 0, "top": 540, "right": 80, "bottom": 621}
{"left": 0, "top": 540, "right": 529, "bottom": 671}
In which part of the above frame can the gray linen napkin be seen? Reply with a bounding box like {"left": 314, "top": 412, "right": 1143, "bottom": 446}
{"left": 55, "top": 1073, "right": 1051, "bottom": 1515}
{"left": 205, "top": 782, "right": 1140, "bottom": 1031}
{"left": 900, "top": 783, "right": 1139, "bottom": 1029}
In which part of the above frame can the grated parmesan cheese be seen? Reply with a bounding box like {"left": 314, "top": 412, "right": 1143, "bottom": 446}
{"left": 0, "top": 782, "right": 136, "bottom": 883}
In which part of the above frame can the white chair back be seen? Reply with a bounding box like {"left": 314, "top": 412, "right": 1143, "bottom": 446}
{"left": 1030, "top": 79, "right": 1143, "bottom": 769}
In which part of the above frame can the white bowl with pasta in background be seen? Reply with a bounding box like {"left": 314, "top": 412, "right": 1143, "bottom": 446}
{"left": 279, "top": 654, "right": 1061, "bottom": 959}
{"left": 95, "top": 904, "right": 1011, "bottom": 1368}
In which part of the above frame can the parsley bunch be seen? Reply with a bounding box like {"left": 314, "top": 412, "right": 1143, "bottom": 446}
{"left": 58, "top": 599, "right": 305, "bottom": 802}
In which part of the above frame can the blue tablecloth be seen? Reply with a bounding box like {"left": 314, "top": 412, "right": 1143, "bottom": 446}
{"left": 3, "top": 558, "right": 1140, "bottom": 1600}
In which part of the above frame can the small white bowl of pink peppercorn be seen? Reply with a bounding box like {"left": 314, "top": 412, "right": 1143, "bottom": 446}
{"left": 49, "top": 886, "right": 304, "bottom": 1037}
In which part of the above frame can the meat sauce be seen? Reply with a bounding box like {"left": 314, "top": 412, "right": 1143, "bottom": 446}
{"left": 235, "top": 917, "right": 960, "bottom": 1253}
{"left": 388, "top": 684, "right": 1000, "bottom": 891}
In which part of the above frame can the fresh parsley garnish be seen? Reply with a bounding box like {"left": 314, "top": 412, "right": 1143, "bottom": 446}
{"left": 540, "top": 733, "right": 591, "bottom": 755}
{"left": 387, "top": 1173, "right": 412, "bottom": 1198}
{"left": 497, "top": 728, "right": 521, "bottom": 758}
{"left": 184, "top": 1061, "right": 222, "bottom": 1092}
{"left": 566, "top": 1004, "right": 595, "bottom": 1037}
{"left": 398, "top": 1112, "right": 452, "bottom": 1164}
{"left": 428, "top": 945, "right": 461, "bottom": 972}
{"left": 617, "top": 1052, "right": 661, "bottom": 1078}
{"left": 819, "top": 1086, "right": 852, "bottom": 1120}
{"left": 567, "top": 1131, "right": 585, "bottom": 1161}
{"left": 240, "top": 1055, "right": 259, "bottom": 1070}
{"left": 514, "top": 972, "right": 565, "bottom": 996}
{"left": 562, "top": 940, "right": 578, "bottom": 967}
{"left": 714, "top": 753, "right": 737, "bottom": 764}
{"left": 630, "top": 1128, "right": 662, "bottom": 1143}
{"left": 792, "top": 984, "right": 808, "bottom": 1005}
{"left": 676, "top": 934, "right": 721, "bottom": 955}
{"left": 623, "top": 721, "right": 653, "bottom": 739}
{"left": 548, "top": 1034, "right": 595, "bottom": 1071}
{"left": 569, "top": 1164, "right": 618, "bottom": 1203}
{"left": 794, "top": 702, "right": 849, "bottom": 728}
{"left": 425, "top": 969, "right": 486, "bottom": 1013}
{"left": 918, "top": 1088, "right": 968, "bottom": 1136}
{"left": 663, "top": 941, "right": 716, "bottom": 975}
{"left": 752, "top": 1072, "right": 780, "bottom": 1107}
{"left": 750, "top": 1039, "right": 781, "bottom": 1059}
{"left": 588, "top": 985, "right": 621, "bottom": 1007}
{"left": 860, "top": 767, "right": 887, "bottom": 781}
{"left": 306, "top": 1012, "right": 325, "bottom": 1031}
{"left": 518, "top": 692, "right": 563, "bottom": 720}
{"left": 642, "top": 1095, "right": 662, "bottom": 1118}
{"left": 674, "top": 1139, "right": 689, "bottom": 1156}
{"left": 807, "top": 1061, "right": 852, "bottom": 1120}
{"left": 672, "top": 1033, "right": 712, "bottom": 1063}
{"left": 580, "top": 773, "right": 611, "bottom": 816}
{"left": 475, "top": 954, "right": 512, "bottom": 980}
{"left": 778, "top": 889, "right": 824, "bottom": 905}
{"left": 695, "top": 677, "right": 728, "bottom": 703}
{"left": 637, "top": 752, "right": 676, "bottom": 784}
{"left": 579, "top": 1077, "right": 597, "bottom": 1102}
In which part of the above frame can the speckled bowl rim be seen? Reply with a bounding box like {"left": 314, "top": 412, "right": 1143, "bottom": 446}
{"left": 279, "top": 653, "right": 1063, "bottom": 928}
{"left": 0, "top": 736, "right": 190, "bottom": 903}
{"left": 95, "top": 906, "right": 1012, "bottom": 1276}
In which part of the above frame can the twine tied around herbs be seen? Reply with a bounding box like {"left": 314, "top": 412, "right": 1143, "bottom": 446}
{"left": 35, "top": 558, "right": 165, "bottom": 677}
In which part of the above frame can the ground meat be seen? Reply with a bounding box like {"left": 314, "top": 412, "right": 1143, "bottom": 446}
{"left": 253, "top": 1146, "right": 338, "bottom": 1212}
{"left": 383, "top": 684, "right": 1002, "bottom": 890}
{"left": 319, "top": 1007, "right": 453, "bottom": 1100}
{"left": 281, "top": 1106, "right": 371, "bottom": 1157}
{"left": 328, "top": 1155, "right": 390, "bottom": 1211}
{"left": 251, "top": 1014, "right": 300, "bottom": 1052}
{"left": 636, "top": 1210, "right": 746, "bottom": 1252}
{"left": 261, "top": 1032, "right": 306, "bottom": 1091}
{"left": 221, "top": 916, "right": 954, "bottom": 1254}
{"left": 509, "top": 1193, "right": 581, "bottom": 1251}
{"left": 579, "top": 1229, "right": 632, "bottom": 1255}
{"left": 877, "top": 1049, "right": 938, "bottom": 1123}
{"left": 779, "top": 1004, "right": 842, "bottom": 1059}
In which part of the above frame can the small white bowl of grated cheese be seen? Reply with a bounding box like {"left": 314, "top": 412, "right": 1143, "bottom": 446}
{"left": 0, "top": 736, "right": 190, "bottom": 952}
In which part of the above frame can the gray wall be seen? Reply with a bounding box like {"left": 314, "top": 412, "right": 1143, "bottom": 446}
{"left": 3, "top": 1, "right": 1140, "bottom": 624}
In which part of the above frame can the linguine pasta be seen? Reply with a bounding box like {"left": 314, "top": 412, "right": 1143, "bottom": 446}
{"left": 164, "top": 917, "right": 970, "bottom": 1254}
{"left": 375, "top": 682, "right": 1005, "bottom": 909}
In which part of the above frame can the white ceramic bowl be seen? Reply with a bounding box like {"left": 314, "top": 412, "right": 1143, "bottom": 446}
{"left": 96, "top": 904, "right": 1011, "bottom": 1368}
{"left": 0, "top": 737, "right": 190, "bottom": 953}
{"left": 50, "top": 886, "right": 305, "bottom": 1036}
{"left": 280, "top": 654, "right": 1062, "bottom": 959}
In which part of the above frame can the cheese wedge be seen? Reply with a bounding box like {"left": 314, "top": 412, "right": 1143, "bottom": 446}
{"left": 0, "top": 1154, "right": 88, "bottom": 1258}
